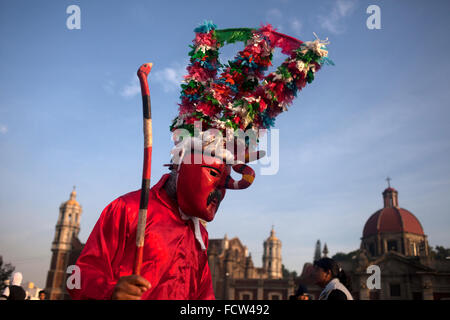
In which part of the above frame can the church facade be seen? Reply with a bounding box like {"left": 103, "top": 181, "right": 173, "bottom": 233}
{"left": 334, "top": 185, "right": 450, "bottom": 300}
{"left": 207, "top": 228, "right": 295, "bottom": 300}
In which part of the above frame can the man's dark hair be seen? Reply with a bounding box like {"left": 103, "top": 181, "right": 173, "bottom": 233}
{"left": 313, "top": 257, "right": 352, "bottom": 292}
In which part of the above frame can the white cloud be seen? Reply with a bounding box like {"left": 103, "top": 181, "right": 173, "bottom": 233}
{"left": 153, "top": 64, "right": 186, "bottom": 93}
{"left": 266, "top": 8, "right": 283, "bottom": 21}
{"left": 120, "top": 76, "right": 140, "bottom": 98}
{"left": 119, "top": 62, "right": 186, "bottom": 97}
{"left": 102, "top": 79, "right": 115, "bottom": 95}
{"left": 337, "top": 0, "right": 356, "bottom": 16}
{"left": 290, "top": 18, "right": 302, "bottom": 35}
{"left": 0, "top": 124, "right": 8, "bottom": 134}
{"left": 318, "top": 0, "right": 357, "bottom": 34}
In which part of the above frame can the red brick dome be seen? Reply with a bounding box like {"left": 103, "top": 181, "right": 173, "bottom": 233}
{"left": 362, "top": 187, "right": 425, "bottom": 238}
{"left": 363, "top": 207, "right": 425, "bottom": 237}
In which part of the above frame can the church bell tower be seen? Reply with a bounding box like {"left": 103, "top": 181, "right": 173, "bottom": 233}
{"left": 45, "top": 187, "right": 82, "bottom": 300}
{"left": 262, "top": 226, "right": 282, "bottom": 279}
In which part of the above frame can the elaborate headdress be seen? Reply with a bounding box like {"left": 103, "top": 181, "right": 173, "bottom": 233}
{"left": 170, "top": 21, "right": 333, "bottom": 164}
{"left": 132, "top": 22, "right": 333, "bottom": 268}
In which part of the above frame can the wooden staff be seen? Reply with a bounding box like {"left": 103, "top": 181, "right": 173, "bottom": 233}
{"left": 133, "top": 63, "right": 153, "bottom": 275}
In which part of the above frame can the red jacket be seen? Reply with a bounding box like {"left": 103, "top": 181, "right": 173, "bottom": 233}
{"left": 68, "top": 174, "right": 215, "bottom": 300}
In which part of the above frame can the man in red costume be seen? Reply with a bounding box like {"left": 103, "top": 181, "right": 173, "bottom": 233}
{"left": 68, "top": 19, "right": 330, "bottom": 300}
{"left": 68, "top": 152, "right": 232, "bottom": 300}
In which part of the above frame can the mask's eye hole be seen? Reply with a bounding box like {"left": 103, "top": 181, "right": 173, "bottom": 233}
{"left": 210, "top": 170, "right": 218, "bottom": 177}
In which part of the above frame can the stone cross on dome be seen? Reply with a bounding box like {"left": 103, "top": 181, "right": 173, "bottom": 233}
{"left": 270, "top": 224, "right": 276, "bottom": 238}
{"left": 383, "top": 177, "right": 399, "bottom": 208}
{"left": 386, "top": 177, "right": 392, "bottom": 188}
{"left": 70, "top": 185, "right": 77, "bottom": 200}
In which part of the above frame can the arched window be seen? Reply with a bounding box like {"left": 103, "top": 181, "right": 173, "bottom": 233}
{"left": 369, "top": 243, "right": 375, "bottom": 256}
{"left": 239, "top": 291, "right": 253, "bottom": 300}
{"left": 387, "top": 240, "right": 398, "bottom": 252}
{"left": 268, "top": 292, "right": 282, "bottom": 300}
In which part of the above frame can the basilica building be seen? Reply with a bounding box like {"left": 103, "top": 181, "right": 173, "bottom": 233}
{"left": 334, "top": 184, "right": 450, "bottom": 300}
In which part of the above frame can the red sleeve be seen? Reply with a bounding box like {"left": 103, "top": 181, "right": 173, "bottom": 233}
{"left": 68, "top": 197, "right": 128, "bottom": 300}
{"left": 196, "top": 227, "right": 215, "bottom": 300}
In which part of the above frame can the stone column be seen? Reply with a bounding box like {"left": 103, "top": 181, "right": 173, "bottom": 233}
{"left": 405, "top": 275, "right": 413, "bottom": 299}
{"left": 379, "top": 279, "right": 387, "bottom": 300}
{"left": 402, "top": 235, "right": 408, "bottom": 255}
{"left": 377, "top": 235, "right": 382, "bottom": 256}
{"left": 257, "top": 279, "right": 264, "bottom": 300}
{"left": 287, "top": 279, "right": 295, "bottom": 298}
{"left": 228, "top": 280, "right": 235, "bottom": 300}
{"left": 421, "top": 275, "right": 434, "bottom": 300}
{"left": 359, "top": 275, "right": 370, "bottom": 300}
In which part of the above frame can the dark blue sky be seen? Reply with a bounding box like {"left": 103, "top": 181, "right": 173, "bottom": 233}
{"left": 1, "top": 0, "right": 449, "bottom": 288}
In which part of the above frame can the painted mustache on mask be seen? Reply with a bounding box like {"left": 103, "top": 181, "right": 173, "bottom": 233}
{"left": 207, "top": 189, "right": 223, "bottom": 207}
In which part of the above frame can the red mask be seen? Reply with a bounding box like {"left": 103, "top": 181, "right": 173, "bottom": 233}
{"left": 176, "top": 154, "right": 230, "bottom": 222}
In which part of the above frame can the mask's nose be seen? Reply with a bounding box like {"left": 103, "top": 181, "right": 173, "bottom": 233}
{"left": 223, "top": 164, "right": 255, "bottom": 190}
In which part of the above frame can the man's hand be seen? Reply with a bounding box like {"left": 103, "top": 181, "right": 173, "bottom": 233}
{"left": 111, "top": 275, "right": 151, "bottom": 300}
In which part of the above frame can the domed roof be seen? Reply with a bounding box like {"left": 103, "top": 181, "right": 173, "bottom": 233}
{"left": 363, "top": 207, "right": 424, "bottom": 237}
{"left": 63, "top": 187, "right": 80, "bottom": 207}
{"left": 267, "top": 226, "right": 279, "bottom": 241}
{"left": 363, "top": 186, "right": 424, "bottom": 237}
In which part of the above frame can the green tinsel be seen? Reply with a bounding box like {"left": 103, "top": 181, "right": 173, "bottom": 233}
{"left": 225, "top": 119, "right": 239, "bottom": 130}
{"left": 306, "top": 70, "right": 315, "bottom": 83}
{"left": 241, "top": 78, "right": 259, "bottom": 92}
{"left": 276, "top": 65, "right": 293, "bottom": 80}
{"left": 246, "top": 102, "right": 257, "bottom": 118}
{"left": 215, "top": 28, "right": 255, "bottom": 45}
{"left": 173, "top": 123, "right": 196, "bottom": 136}
{"left": 205, "top": 95, "right": 220, "bottom": 106}
{"left": 296, "top": 50, "right": 319, "bottom": 64}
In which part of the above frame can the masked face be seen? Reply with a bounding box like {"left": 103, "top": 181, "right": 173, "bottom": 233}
{"left": 176, "top": 153, "right": 230, "bottom": 221}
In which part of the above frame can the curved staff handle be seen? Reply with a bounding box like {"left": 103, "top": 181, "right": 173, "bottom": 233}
{"left": 133, "top": 63, "right": 153, "bottom": 275}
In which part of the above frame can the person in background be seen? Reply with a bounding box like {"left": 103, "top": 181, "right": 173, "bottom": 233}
{"left": 290, "top": 262, "right": 315, "bottom": 300}
{"left": 1, "top": 272, "right": 26, "bottom": 300}
{"left": 38, "top": 290, "right": 47, "bottom": 300}
{"left": 313, "top": 258, "right": 353, "bottom": 300}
